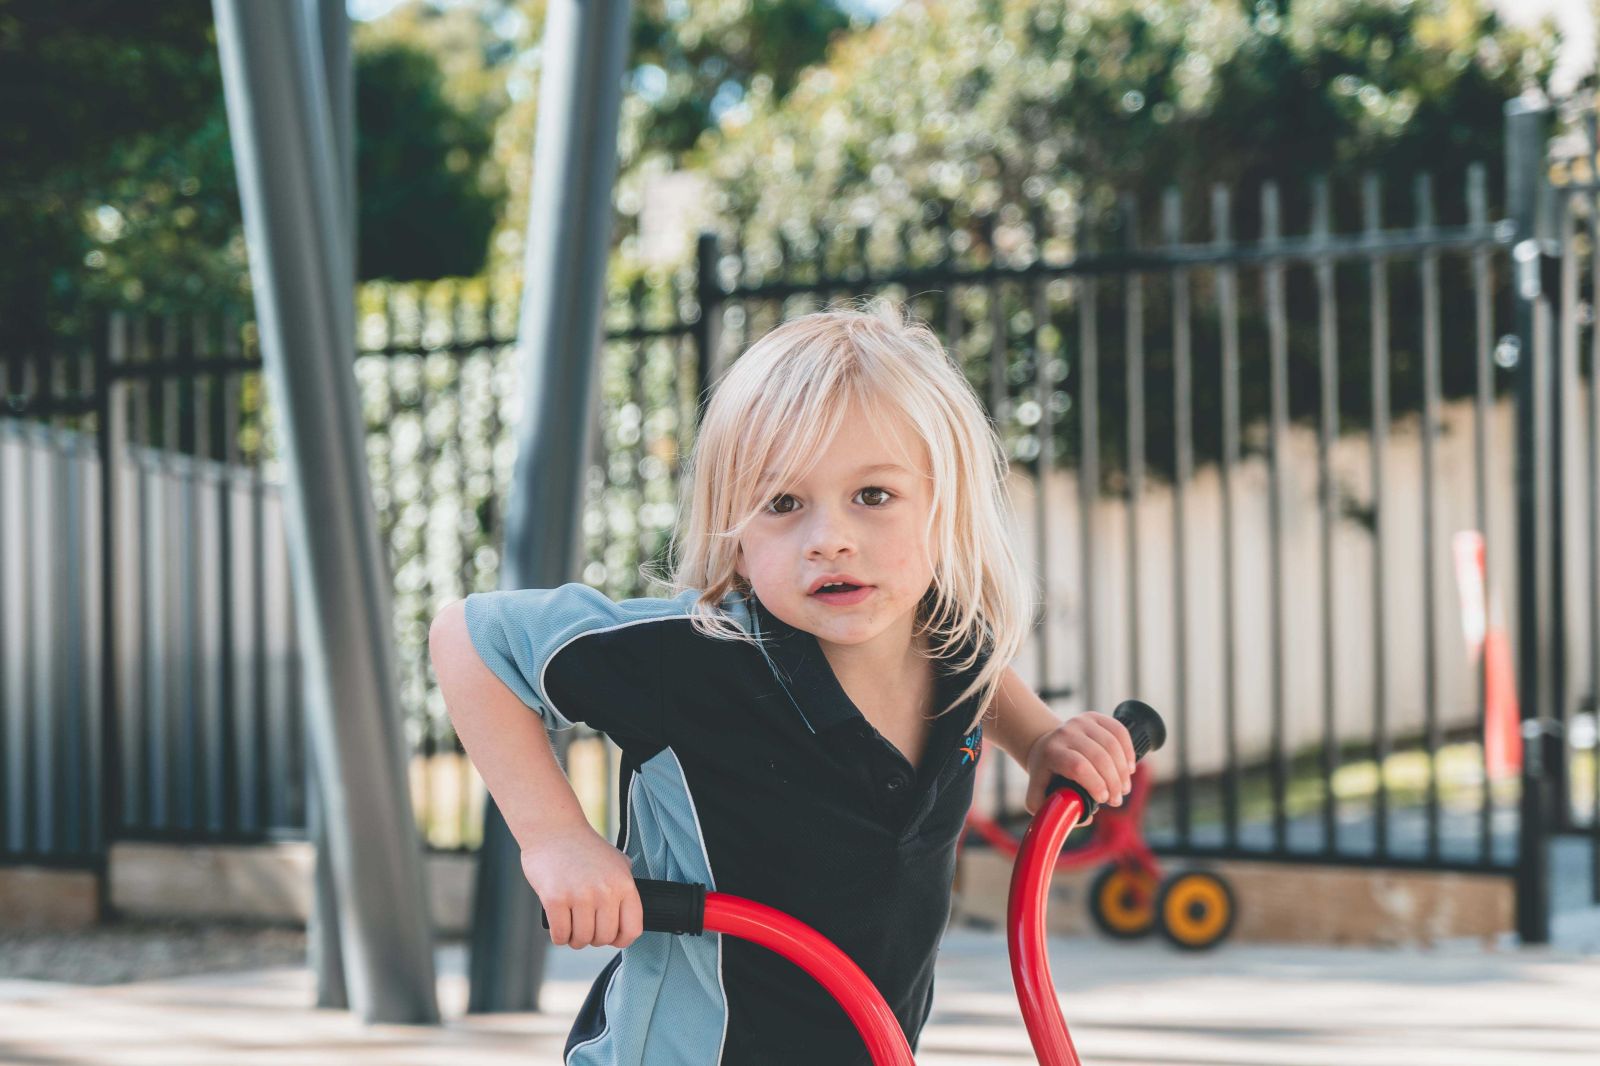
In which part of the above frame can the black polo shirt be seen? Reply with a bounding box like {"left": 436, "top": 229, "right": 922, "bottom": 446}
{"left": 463, "top": 582, "right": 992, "bottom": 1065}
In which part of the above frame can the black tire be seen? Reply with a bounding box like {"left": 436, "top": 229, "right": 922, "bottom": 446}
{"left": 1155, "top": 869, "right": 1236, "bottom": 951}
{"left": 1087, "top": 864, "right": 1158, "bottom": 940}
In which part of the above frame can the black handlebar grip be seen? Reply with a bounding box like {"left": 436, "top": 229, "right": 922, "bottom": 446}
{"left": 636, "top": 878, "right": 707, "bottom": 935}
{"left": 1044, "top": 700, "right": 1167, "bottom": 818}
{"left": 539, "top": 878, "right": 707, "bottom": 937}
{"left": 1112, "top": 699, "right": 1167, "bottom": 762}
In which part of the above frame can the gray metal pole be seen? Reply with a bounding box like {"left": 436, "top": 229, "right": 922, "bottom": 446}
{"left": 468, "top": 0, "right": 634, "bottom": 1013}
{"left": 1507, "top": 91, "right": 1554, "bottom": 946}
{"left": 306, "top": 0, "right": 355, "bottom": 1012}
{"left": 212, "top": 0, "right": 439, "bottom": 1022}
{"left": 306, "top": 730, "right": 348, "bottom": 1008}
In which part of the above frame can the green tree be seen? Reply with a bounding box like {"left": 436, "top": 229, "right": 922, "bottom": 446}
{"left": 701, "top": 0, "right": 1562, "bottom": 481}
{"left": 0, "top": 1, "right": 236, "bottom": 349}
{"left": 356, "top": 39, "right": 503, "bottom": 281}
{"left": 0, "top": 0, "right": 517, "bottom": 350}
{"left": 354, "top": 0, "right": 513, "bottom": 281}
{"left": 711, "top": 0, "right": 1558, "bottom": 265}
{"left": 488, "top": 0, "right": 860, "bottom": 271}
{"left": 630, "top": 0, "right": 854, "bottom": 159}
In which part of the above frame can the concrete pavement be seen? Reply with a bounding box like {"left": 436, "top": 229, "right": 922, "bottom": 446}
{"left": 3, "top": 926, "right": 1598, "bottom": 1065}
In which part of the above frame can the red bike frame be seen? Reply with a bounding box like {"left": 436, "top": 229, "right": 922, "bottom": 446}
{"left": 962, "top": 763, "right": 1160, "bottom": 883}
{"left": 613, "top": 701, "right": 1165, "bottom": 1065}
{"left": 1005, "top": 784, "right": 1096, "bottom": 1066}
{"left": 694, "top": 782, "right": 1094, "bottom": 1066}
{"left": 701, "top": 894, "right": 917, "bottom": 1066}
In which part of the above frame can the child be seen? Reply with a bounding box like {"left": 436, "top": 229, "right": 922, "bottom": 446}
{"left": 429, "top": 298, "right": 1137, "bottom": 1065}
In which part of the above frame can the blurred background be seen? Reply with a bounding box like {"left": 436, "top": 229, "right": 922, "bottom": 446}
{"left": 3, "top": 0, "right": 1600, "bottom": 1047}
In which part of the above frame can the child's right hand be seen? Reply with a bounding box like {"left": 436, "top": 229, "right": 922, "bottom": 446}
{"left": 521, "top": 826, "right": 645, "bottom": 949}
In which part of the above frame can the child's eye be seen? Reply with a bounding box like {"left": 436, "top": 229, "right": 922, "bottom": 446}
{"left": 765, "top": 487, "right": 893, "bottom": 515}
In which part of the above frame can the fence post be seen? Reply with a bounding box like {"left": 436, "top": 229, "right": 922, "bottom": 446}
{"left": 94, "top": 312, "right": 126, "bottom": 917}
{"left": 693, "top": 231, "right": 722, "bottom": 432}
{"left": 1506, "top": 91, "right": 1556, "bottom": 945}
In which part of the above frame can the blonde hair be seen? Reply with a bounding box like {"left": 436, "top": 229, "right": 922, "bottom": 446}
{"left": 647, "top": 296, "right": 1035, "bottom": 728}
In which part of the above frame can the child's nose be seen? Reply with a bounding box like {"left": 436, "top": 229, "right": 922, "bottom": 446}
{"left": 804, "top": 510, "right": 858, "bottom": 553}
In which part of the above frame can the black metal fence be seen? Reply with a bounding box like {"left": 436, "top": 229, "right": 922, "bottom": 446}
{"left": 703, "top": 168, "right": 1543, "bottom": 874}
{"left": 0, "top": 275, "right": 703, "bottom": 861}
{"left": 3, "top": 96, "right": 1596, "bottom": 940}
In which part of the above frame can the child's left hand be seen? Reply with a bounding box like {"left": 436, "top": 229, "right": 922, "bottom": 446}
{"left": 1022, "top": 712, "right": 1137, "bottom": 817}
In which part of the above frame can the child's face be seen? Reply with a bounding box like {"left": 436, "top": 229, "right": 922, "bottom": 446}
{"left": 735, "top": 397, "right": 936, "bottom": 661}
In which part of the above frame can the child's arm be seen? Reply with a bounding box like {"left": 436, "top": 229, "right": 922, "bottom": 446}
{"left": 429, "top": 598, "right": 643, "bottom": 950}
{"left": 984, "top": 664, "right": 1136, "bottom": 815}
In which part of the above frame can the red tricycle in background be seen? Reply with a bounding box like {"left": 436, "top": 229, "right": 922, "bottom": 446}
{"left": 961, "top": 755, "right": 1236, "bottom": 951}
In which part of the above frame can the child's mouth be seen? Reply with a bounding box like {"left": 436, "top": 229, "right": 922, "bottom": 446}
{"left": 812, "top": 584, "right": 872, "bottom": 605}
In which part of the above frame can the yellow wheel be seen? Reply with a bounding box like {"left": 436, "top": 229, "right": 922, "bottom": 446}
{"left": 1088, "top": 865, "right": 1158, "bottom": 940}
{"left": 1156, "top": 870, "right": 1235, "bottom": 951}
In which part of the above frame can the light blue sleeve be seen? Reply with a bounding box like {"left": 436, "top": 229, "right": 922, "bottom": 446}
{"left": 461, "top": 582, "right": 688, "bottom": 739}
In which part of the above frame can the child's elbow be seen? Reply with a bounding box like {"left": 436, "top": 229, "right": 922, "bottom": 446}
{"left": 428, "top": 598, "right": 469, "bottom": 665}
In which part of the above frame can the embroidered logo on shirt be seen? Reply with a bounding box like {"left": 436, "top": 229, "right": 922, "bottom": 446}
{"left": 960, "top": 725, "right": 983, "bottom": 765}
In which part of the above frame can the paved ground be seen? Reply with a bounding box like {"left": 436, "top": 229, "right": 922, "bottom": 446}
{"left": 4, "top": 925, "right": 1599, "bottom": 1065}
{"left": 5, "top": 830, "right": 1596, "bottom": 1065}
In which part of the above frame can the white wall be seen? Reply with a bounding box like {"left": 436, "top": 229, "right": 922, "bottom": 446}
{"left": 1004, "top": 388, "right": 1597, "bottom": 784}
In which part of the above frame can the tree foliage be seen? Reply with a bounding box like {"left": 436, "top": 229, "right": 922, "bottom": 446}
{"left": 700, "top": 0, "right": 1563, "bottom": 483}
{"left": 489, "top": 0, "right": 859, "bottom": 270}
{"left": 709, "top": 0, "right": 1558, "bottom": 262}
{"left": 354, "top": 1, "right": 512, "bottom": 281}
{"left": 0, "top": 0, "right": 515, "bottom": 349}
{"left": 630, "top": 0, "right": 852, "bottom": 158}
{"left": 356, "top": 39, "right": 502, "bottom": 281}
{"left": 0, "top": 1, "right": 237, "bottom": 349}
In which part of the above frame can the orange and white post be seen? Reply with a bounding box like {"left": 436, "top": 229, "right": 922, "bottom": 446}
{"left": 1452, "top": 530, "right": 1522, "bottom": 779}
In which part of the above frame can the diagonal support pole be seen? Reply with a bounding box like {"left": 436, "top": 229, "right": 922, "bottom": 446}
{"left": 212, "top": 0, "right": 439, "bottom": 1022}
{"left": 305, "top": 0, "right": 356, "bottom": 1012}
{"left": 467, "top": 0, "right": 634, "bottom": 1012}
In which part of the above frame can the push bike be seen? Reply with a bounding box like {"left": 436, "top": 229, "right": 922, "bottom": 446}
{"left": 557, "top": 701, "right": 1195, "bottom": 1065}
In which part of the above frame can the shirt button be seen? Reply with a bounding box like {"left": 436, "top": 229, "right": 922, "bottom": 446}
{"left": 883, "top": 773, "right": 909, "bottom": 794}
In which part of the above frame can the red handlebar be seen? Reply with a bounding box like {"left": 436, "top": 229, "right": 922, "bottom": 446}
{"left": 704, "top": 894, "right": 915, "bottom": 1066}
{"left": 1007, "top": 786, "right": 1092, "bottom": 1066}
{"left": 1008, "top": 700, "right": 1166, "bottom": 1065}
